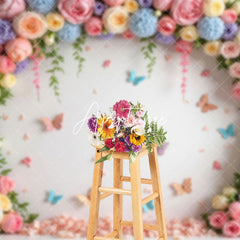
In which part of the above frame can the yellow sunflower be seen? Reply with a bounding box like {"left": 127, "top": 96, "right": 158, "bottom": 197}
{"left": 130, "top": 133, "right": 146, "bottom": 146}
{"left": 97, "top": 116, "right": 115, "bottom": 140}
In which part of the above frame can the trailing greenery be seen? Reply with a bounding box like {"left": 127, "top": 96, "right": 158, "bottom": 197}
{"left": 95, "top": 152, "right": 112, "bottom": 164}
{"left": 0, "top": 74, "right": 13, "bottom": 106}
{"left": 141, "top": 38, "right": 157, "bottom": 78}
{"left": 0, "top": 138, "right": 12, "bottom": 176}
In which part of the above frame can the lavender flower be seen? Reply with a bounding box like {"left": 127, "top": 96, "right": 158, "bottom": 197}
{"left": 14, "top": 59, "right": 30, "bottom": 74}
{"left": 155, "top": 33, "right": 176, "bottom": 45}
{"left": 94, "top": 1, "right": 106, "bottom": 16}
{"left": 124, "top": 135, "right": 131, "bottom": 146}
{"left": 138, "top": 0, "right": 152, "bottom": 7}
{"left": 132, "top": 144, "right": 141, "bottom": 153}
{"left": 222, "top": 23, "right": 238, "bottom": 40}
{"left": 98, "top": 33, "right": 114, "bottom": 40}
{"left": 0, "top": 20, "right": 16, "bottom": 45}
{"left": 88, "top": 116, "right": 98, "bottom": 132}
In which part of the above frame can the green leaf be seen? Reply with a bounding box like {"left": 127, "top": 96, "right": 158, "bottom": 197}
{"left": 0, "top": 86, "right": 13, "bottom": 106}
{"left": 0, "top": 169, "right": 12, "bottom": 176}
{"left": 99, "top": 146, "right": 110, "bottom": 152}
{"left": 25, "top": 214, "right": 39, "bottom": 224}
{"left": 95, "top": 153, "right": 113, "bottom": 164}
{"left": 129, "top": 151, "right": 137, "bottom": 163}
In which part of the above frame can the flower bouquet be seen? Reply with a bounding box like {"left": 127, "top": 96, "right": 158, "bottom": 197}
{"left": 87, "top": 100, "right": 167, "bottom": 163}
{"left": 202, "top": 172, "right": 240, "bottom": 238}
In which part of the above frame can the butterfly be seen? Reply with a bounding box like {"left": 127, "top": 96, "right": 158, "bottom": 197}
{"left": 213, "top": 161, "right": 222, "bottom": 170}
{"left": 128, "top": 70, "right": 146, "bottom": 86}
{"left": 171, "top": 178, "right": 192, "bottom": 196}
{"left": 21, "top": 157, "right": 32, "bottom": 168}
{"left": 197, "top": 94, "right": 218, "bottom": 113}
{"left": 40, "top": 113, "right": 64, "bottom": 131}
{"left": 157, "top": 142, "right": 169, "bottom": 156}
{"left": 76, "top": 189, "right": 91, "bottom": 206}
{"left": 48, "top": 190, "right": 64, "bottom": 205}
{"left": 142, "top": 200, "right": 154, "bottom": 213}
{"left": 218, "top": 124, "right": 235, "bottom": 139}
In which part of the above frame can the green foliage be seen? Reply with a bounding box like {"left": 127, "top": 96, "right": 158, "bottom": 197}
{"left": 0, "top": 82, "right": 13, "bottom": 106}
{"left": 234, "top": 172, "right": 240, "bottom": 189}
{"left": 99, "top": 146, "right": 110, "bottom": 152}
{"left": 73, "top": 34, "right": 86, "bottom": 76}
{"left": 7, "top": 191, "right": 39, "bottom": 224}
{"left": 95, "top": 153, "right": 113, "bottom": 164}
{"left": 129, "top": 151, "right": 137, "bottom": 163}
{"left": 0, "top": 140, "right": 12, "bottom": 176}
{"left": 194, "top": 38, "right": 207, "bottom": 49}
{"left": 226, "top": 0, "right": 240, "bottom": 8}
{"left": 141, "top": 39, "right": 157, "bottom": 78}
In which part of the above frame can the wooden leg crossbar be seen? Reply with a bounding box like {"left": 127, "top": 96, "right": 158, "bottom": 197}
{"left": 87, "top": 146, "right": 167, "bottom": 240}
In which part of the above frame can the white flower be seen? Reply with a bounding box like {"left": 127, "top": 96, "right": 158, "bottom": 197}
{"left": 88, "top": 131, "right": 103, "bottom": 146}
{"left": 132, "top": 125, "right": 145, "bottom": 136}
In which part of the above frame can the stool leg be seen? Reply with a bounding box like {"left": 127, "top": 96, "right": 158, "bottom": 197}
{"left": 149, "top": 147, "right": 168, "bottom": 240}
{"left": 113, "top": 158, "right": 123, "bottom": 239}
{"left": 87, "top": 151, "right": 104, "bottom": 240}
{"left": 130, "top": 156, "right": 144, "bottom": 240}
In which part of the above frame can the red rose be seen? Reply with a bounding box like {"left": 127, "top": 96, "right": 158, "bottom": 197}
{"left": 115, "top": 141, "right": 126, "bottom": 153}
{"left": 105, "top": 139, "right": 114, "bottom": 148}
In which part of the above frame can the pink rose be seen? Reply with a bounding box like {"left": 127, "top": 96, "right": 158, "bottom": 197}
{"left": 229, "top": 202, "right": 240, "bottom": 221}
{"left": 0, "top": 176, "right": 15, "bottom": 194}
{"left": 232, "top": 81, "right": 240, "bottom": 101}
{"left": 5, "top": 38, "right": 32, "bottom": 63}
{"left": 122, "top": 29, "right": 135, "bottom": 39}
{"left": 0, "top": 0, "right": 26, "bottom": 20}
{"left": 153, "top": 0, "right": 173, "bottom": 11}
{"left": 221, "top": 10, "right": 238, "bottom": 24}
{"left": 221, "top": 41, "right": 240, "bottom": 59}
{"left": 171, "top": 0, "right": 204, "bottom": 26}
{"left": 126, "top": 113, "right": 136, "bottom": 126}
{"left": 104, "top": 0, "right": 125, "bottom": 6}
{"left": 157, "top": 16, "right": 176, "bottom": 36}
{"left": 136, "top": 110, "right": 144, "bottom": 117}
{"left": 1, "top": 212, "right": 23, "bottom": 234}
{"left": 208, "top": 211, "right": 227, "bottom": 229}
{"left": 84, "top": 17, "right": 103, "bottom": 36}
{"left": 223, "top": 221, "right": 240, "bottom": 238}
{"left": 230, "top": 62, "right": 240, "bottom": 78}
{"left": 175, "top": 40, "right": 193, "bottom": 54}
{"left": 58, "top": 0, "right": 94, "bottom": 24}
{"left": 0, "top": 56, "right": 16, "bottom": 74}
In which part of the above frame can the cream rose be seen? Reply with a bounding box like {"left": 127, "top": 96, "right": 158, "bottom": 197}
{"left": 204, "top": 0, "right": 225, "bottom": 17}
{"left": 180, "top": 25, "right": 199, "bottom": 42}
{"left": 0, "top": 74, "right": 16, "bottom": 88}
{"left": 203, "top": 41, "right": 222, "bottom": 56}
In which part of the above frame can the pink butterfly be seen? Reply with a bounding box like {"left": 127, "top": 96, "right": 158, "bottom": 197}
{"left": 201, "top": 69, "right": 210, "bottom": 77}
{"left": 40, "top": 113, "right": 64, "bottom": 131}
{"left": 213, "top": 161, "right": 222, "bottom": 170}
{"left": 21, "top": 157, "right": 32, "bottom": 168}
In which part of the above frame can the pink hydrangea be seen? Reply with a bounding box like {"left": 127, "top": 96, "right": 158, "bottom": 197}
{"left": 229, "top": 62, "right": 240, "bottom": 78}
{"left": 1, "top": 212, "right": 23, "bottom": 234}
{"left": 229, "top": 202, "right": 240, "bottom": 221}
{"left": 0, "top": 0, "right": 26, "bottom": 20}
{"left": 153, "top": 0, "right": 173, "bottom": 11}
{"left": 221, "top": 9, "right": 238, "bottom": 24}
{"left": 171, "top": 0, "right": 204, "bottom": 26}
{"left": 0, "top": 55, "right": 16, "bottom": 74}
{"left": 58, "top": 0, "right": 94, "bottom": 24}
{"left": 0, "top": 176, "right": 15, "bottom": 194}
{"left": 113, "top": 100, "right": 131, "bottom": 119}
{"left": 223, "top": 221, "right": 240, "bottom": 238}
{"left": 208, "top": 211, "right": 227, "bottom": 229}
{"left": 220, "top": 41, "right": 240, "bottom": 59}
{"left": 84, "top": 17, "right": 103, "bottom": 36}
{"left": 232, "top": 81, "right": 240, "bottom": 101}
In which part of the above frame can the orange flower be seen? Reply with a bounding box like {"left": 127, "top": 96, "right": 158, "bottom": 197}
{"left": 97, "top": 116, "right": 115, "bottom": 140}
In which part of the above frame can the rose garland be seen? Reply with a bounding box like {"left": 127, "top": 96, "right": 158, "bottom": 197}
{"left": 1, "top": 0, "right": 240, "bottom": 104}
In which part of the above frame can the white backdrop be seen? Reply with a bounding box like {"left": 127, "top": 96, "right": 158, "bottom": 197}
{"left": 1, "top": 37, "right": 240, "bottom": 221}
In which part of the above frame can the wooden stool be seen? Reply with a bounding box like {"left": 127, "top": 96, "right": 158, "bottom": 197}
{"left": 87, "top": 146, "right": 167, "bottom": 240}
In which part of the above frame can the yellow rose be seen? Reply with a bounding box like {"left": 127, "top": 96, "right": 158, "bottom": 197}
{"left": 0, "top": 195, "right": 12, "bottom": 212}
{"left": 46, "top": 13, "right": 65, "bottom": 32}
{"left": 103, "top": 6, "right": 129, "bottom": 34}
{"left": 203, "top": 41, "right": 221, "bottom": 56}
{"left": 222, "top": 186, "right": 238, "bottom": 197}
{"left": 0, "top": 74, "right": 16, "bottom": 88}
{"left": 180, "top": 25, "right": 199, "bottom": 42}
{"left": 232, "top": 2, "right": 240, "bottom": 15}
{"left": 212, "top": 195, "right": 229, "bottom": 210}
{"left": 124, "top": 0, "right": 139, "bottom": 13}
{"left": 204, "top": 0, "right": 225, "bottom": 17}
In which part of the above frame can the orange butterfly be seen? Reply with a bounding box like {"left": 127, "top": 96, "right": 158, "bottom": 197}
{"left": 197, "top": 94, "right": 218, "bottom": 113}
{"left": 171, "top": 178, "right": 192, "bottom": 196}
{"left": 40, "top": 113, "right": 64, "bottom": 131}
{"left": 76, "top": 189, "right": 92, "bottom": 206}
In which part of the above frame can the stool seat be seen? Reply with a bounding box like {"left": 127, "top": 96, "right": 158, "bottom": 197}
{"left": 87, "top": 145, "right": 167, "bottom": 240}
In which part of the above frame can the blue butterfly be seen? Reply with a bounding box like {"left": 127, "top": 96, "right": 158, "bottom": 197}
{"left": 218, "top": 124, "right": 235, "bottom": 139}
{"left": 48, "top": 190, "right": 63, "bottom": 205}
{"left": 128, "top": 70, "right": 146, "bottom": 86}
{"left": 142, "top": 200, "right": 154, "bottom": 213}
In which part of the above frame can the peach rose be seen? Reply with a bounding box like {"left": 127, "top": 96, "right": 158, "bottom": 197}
{"left": 171, "top": 0, "right": 204, "bottom": 26}
{"left": 223, "top": 221, "right": 240, "bottom": 238}
{"left": 153, "top": 0, "right": 173, "bottom": 11}
{"left": 5, "top": 38, "right": 32, "bottom": 63}
{"left": 13, "top": 12, "right": 47, "bottom": 40}
{"left": 104, "top": 0, "right": 125, "bottom": 6}
{"left": 0, "top": 56, "right": 16, "bottom": 74}
{"left": 0, "top": 176, "right": 15, "bottom": 194}
{"left": 221, "top": 9, "right": 238, "bottom": 23}
{"left": 208, "top": 211, "right": 227, "bottom": 229}
{"left": 58, "top": 0, "right": 94, "bottom": 24}
{"left": 1, "top": 212, "right": 23, "bottom": 234}
{"left": 85, "top": 17, "right": 103, "bottom": 36}
{"left": 232, "top": 81, "right": 240, "bottom": 101}
{"left": 229, "top": 202, "right": 240, "bottom": 221}
{"left": 230, "top": 62, "right": 240, "bottom": 78}
{"left": 220, "top": 41, "right": 240, "bottom": 59}
{"left": 157, "top": 16, "right": 176, "bottom": 36}
{"left": 0, "top": 0, "right": 26, "bottom": 20}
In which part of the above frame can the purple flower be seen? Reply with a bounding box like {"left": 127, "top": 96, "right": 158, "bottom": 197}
{"left": 0, "top": 20, "right": 16, "bottom": 45}
{"left": 14, "top": 59, "right": 30, "bottom": 74}
{"left": 138, "top": 0, "right": 152, "bottom": 7}
{"left": 132, "top": 144, "right": 141, "bottom": 153}
{"left": 124, "top": 135, "right": 131, "bottom": 146}
{"left": 88, "top": 116, "right": 98, "bottom": 132}
{"left": 94, "top": 1, "right": 106, "bottom": 16}
{"left": 222, "top": 23, "right": 238, "bottom": 40}
{"left": 98, "top": 33, "right": 114, "bottom": 40}
{"left": 155, "top": 33, "right": 176, "bottom": 45}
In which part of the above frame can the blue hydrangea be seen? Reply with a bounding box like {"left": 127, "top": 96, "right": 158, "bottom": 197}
{"left": 197, "top": 17, "right": 224, "bottom": 41}
{"left": 129, "top": 8, "right": 158, "bottom": 38}
{"left": 26, "top": 0, "right": 57, "bottom": 15}
{"left": 58, "top": 23, "right": 81, "bottom": 42}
